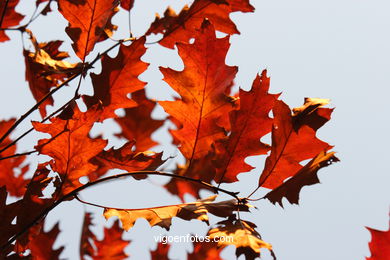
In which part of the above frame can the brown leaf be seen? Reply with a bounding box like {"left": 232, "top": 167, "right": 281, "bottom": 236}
{"left": 80, "top": 213, "right": 97, "bottom": 259}
{"left": 258, "top": 100, "right": 332, "bottom": 189}
{"left": 58, "top": 0, "right": 119, "bottom": 60}
{"left": 146, "top": 0, "right": 254, "bottom": 48}
{"left": 208, "top": 216, "right": 274, "bottom": 260}
{"left": 115, "top": 89, "right": 164, "bottom": 152}
{"left": 214, "top": 70, "right": 279, "bottom": 184}
{"left": 104, "top": 195, "right": 251, "bottom": 231}
{"left": 265, "top": 151, "right": 339, "bottom": 206}
{"left": 84, "top": 38, "right": 148, "bottom": 120}
{"left": 159, "top": 20, "right": 236, "bottom": 161}
{"left": 24, "top": 38, "right": 82, "bottom": 117}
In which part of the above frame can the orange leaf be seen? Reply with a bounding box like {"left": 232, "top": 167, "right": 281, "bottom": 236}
{"left": 33, "top": 105, "right": 107, "bottom": 195}
{"left": 159, "top": 20, "right": 237, "bottom": 161}
{"left": 58, "top": 0, "right": 119, "bottom": 60}
{"left": 104, "top": 195, "right": 251, "bottom": 231}
{"left": 89, "top": 141, "right": 164, "bottom": 181}
{"left": 258, "top": 99, "right": 332, "bottom": 189}
{"left": 147, "top": 0, "right": 254, "bottom": 48}
{"left": 24, "top": 39, "right": 82, "bottom": 117}
{"left": 366, "top": 216, "right": 390, "bottom": 260}
{"left": 115, "top": 89, "right": 164, "bottom": 152}
{"left": 214, "top": 70, "right": 279, "bottom": 184}
{"left": 0, "top": 0, "right": 24, "bottom": 42}
{"left": 84, "top": 38, "right": 148, "bottom": 120}
{"left": 265, "top": 151, "right": 339, "bottom": 206}
{"left": 208, "top": 216, "right": 274, "bottom": 260}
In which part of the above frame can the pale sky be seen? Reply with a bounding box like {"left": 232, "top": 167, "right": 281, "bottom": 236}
{"left": 0, "top": 0, "right": 389, "bottom": 259}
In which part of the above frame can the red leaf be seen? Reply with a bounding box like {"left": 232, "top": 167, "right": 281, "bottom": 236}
{"left": 27, "top": 222, "right": 64, "bottom": 260}
{"left": 58, "top": 0, "right": 119, "bottom": 60}
{"left": 0, "top": 187, "right": 21, "bottom": 253}
{"left": 120, "top": 0, "right": 134, "bottom": 11}
{"left": 84, "top": 38, "right": 148, "bottom": 120}
{"left": 146, "top": 0, "right": 254, "bottom": 48}
{"left": 33, "top": 105, "right": 107, "bottom": 195}
{"left": 150, "top": 243, "right": 170, "bottom": 260}
{"left": 258, "top": 100, "right": 332, "bottom": 189}
{"left": 214, "top": 70, "right": 279, "bottom": 183}
{"left": 0, "top": 119, "right": 28, "bottom": 197}
{"left": 0, "top": 0, "right": 24, "bottom": 42}
{"left": 366, "top": 216, "right": 390, "bottom": 260}
{"left": 159, "top": 20, "right": 236, "bottom": 162}
{"left": 188, "top": 240, "right": 223, "bottom": 260}
{"left": 93, "top": 220, "right": 130, "bottom": 260}
{"left": 115, "top": 89, "right": 164, "bottom": 152}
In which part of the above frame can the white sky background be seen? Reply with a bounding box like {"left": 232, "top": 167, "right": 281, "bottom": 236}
{"left": 0, "top": 0, "right": 389, "bottom": 259}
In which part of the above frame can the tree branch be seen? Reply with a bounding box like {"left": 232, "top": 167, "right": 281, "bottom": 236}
{"left": 0, "top": 170, "right": 239, "bottom": 251}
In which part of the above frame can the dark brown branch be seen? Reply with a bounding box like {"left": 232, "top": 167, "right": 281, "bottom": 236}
{"left": 0, "top": 170, "right": 239, "bottom": 250}
{"left": 0, "top": 150, "right": 37, "bottom": 161}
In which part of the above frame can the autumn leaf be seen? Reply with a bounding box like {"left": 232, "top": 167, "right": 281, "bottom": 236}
{"left": 208, "top": 216, "right": 274, "bottom": 260}
{"left": 187, "top": 240, "right": 223, "bottom": 260}
{"left": 159, "top": 20, "right": 237, "bottom": 162}
{"left": 265, "top": 151, "right": 339, "bottom": 206}
{"left": 0, "top": 0, "right": 24, "bottom": 42}
{"left": 33, "top": 105, "right": 107, "bottom": 195}
{"left": 24, "top": 38, "right": 82, "bottom": 117}
{"left": 0, "top": 119, "right": 29, "bottom": 197}
{"left": 93, "top": 220, "right": 130, "bottom": 260}
{"left": 146, "top": 0, "right": 254, "bottom": 48}
{"left": 58, "top": 0, "right": 119, "bottom": 60}
{"left": 89, "top": 141, "right": 164, "bottom": 181}
{"left": 258, "top": 99, "right": 332, "bottom": 189}
{"left": 84, "top": 38, "right": 148, "bottom": 120}
{"left": 27, "top": 222, "right": 64, "bottom": 260}
{"left": 366, "top": 216, "right": 390, "bottom": 260}
{"left": 115, "top": 89, "right": 164, "bottom": 152}
{"left": 214, "top": 70, "right": 279, "bottom": 184}
{"left": 80, "top": 213, "right": 97, "bottom": 259}
{"left": 150, "top": 243, "right": 170, "bottom": 260}
{"left": 0, "top": 187, "right": 21, "bottom": 255}
{"left": 104, "top": 195, "right": 251, "bottom": 231}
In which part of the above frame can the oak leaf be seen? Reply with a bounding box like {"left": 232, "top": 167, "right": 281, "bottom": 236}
{"left": 89, "top": 141, "right": 164, "bottom": 181}
{"left": 208, "top": 216, "right": 274, "bottom": 260}
{"left": 214, "top": 70, "right": 278, "bottom": 184}
{"left": 0, "top": 0, "right": 24, "bottom": 42}
{"left": 0, "top": 119, "right": 29, "bottom": 197}
{"left": 146, "top": 0, "right": 254, "bottom": 48}
{"left": 33, "top": 105, "right": 107, "bottom": 195}
{"left": 187, "top": 240, "right": 223, "bottom": 260}
{"left": 265, "top": 151, "right": 339, "bottom": 206}
{"left": 150, "top": 243, "right": 170, "bottom": 260}
{"left": 366, "top": 216, "right": 390, "bottom": 260}
{"left": 258, "top": 99, "right": 332, "bottom": 189}
{"left": 84, "top": 38, "right": 148, "bottom": 120}
{"left": 115, "top": 89, "right": 164, "bottom": 152}
{"left": 104, "top": 195, "right": 251, "bottom": 231}
{"left": 58, "top": 0, "right": 119, "bottom": 60}
{"left": 24, "top": 39, "right": 82, "bottom": 117}
{"left": 159, "top": 20, "right": 237, "bottom": 161}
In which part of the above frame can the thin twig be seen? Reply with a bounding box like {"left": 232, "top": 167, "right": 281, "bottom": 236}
{"left": 0, "top": 170, "right": 239, "bottom": 250}
{"left": 0, "top": 150, "right": 37, "bottom": 161}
